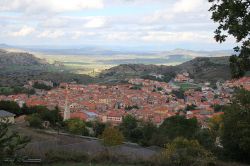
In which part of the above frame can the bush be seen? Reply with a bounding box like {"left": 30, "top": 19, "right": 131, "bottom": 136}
{"left": 26, "top": 113, "right": 42, "bottom": 128}
{"left": 64, "top": 118, "right": 89, "bottom": 136}
{"left": 0, "top": 100, "right": 22, "bottom": 115}
{"left": 102, "top": 127, "right": 124, "bottom": 146}
{"left": 153, "top": 137, "right": 216, "bottom": 166}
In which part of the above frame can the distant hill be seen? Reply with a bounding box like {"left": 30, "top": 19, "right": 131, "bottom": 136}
{"left": 99, "top": 56, "right": 231, "bottom": 84}
{"left": 0, "top": 49, "right": 47, "bottom": 67}
{"left": 0, "top": 49, "right": 94, "bottom": 86}
{"left": 178, "top": 56, "right": 231, "bottom": 83}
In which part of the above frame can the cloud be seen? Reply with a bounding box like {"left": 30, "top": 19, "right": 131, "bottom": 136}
{"left": 0, "top": 0, "right": 104, "bottom": 14}
{"left": 10, "top": 26, "right": 35, "bottom": 37}
{"left": 84, "top": 17, "right": 106, "bottom": 28}
{"left": 173, "top": 0, "right": 205, "bottom": 13}
{"left": 144, "top": 0, "right": 210, "bottom": 23}
{"left": 38, "top": 30, "right": 64, "bottom": 38}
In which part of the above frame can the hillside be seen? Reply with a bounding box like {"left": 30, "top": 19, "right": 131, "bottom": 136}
{"left": 0, "top": 49, "right": 94, "bottom": 86}
{"left": 99, "top": 56, "right": 231, "bottom": 83}
{"left": 0, "top": 49, "right": 47, "bottom": 67}
{"left": 178, "top": 56, "right": 231, "bottom": 83}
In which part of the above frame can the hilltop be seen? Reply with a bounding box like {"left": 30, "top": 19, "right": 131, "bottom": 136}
{"left": 99, "top": 56, "right": 231, "bottom": 84}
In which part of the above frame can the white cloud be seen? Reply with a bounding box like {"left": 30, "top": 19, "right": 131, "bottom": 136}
{"left": 144, "top": 0, "right": 209, "bottom": 23}
{"left": 38, "top": 30, "right": 64, "bottom": 38}
{"left": 84, "top": 17, "right": 106, "bottom": 28}
{"left": 0, "top": 0, "right": 103, "bottom": 14}
{"left": 173, "top": 0, "right": 205, "bottom": 13}
{"left": 10, "top": 26, "right": 35, "bottom": 37}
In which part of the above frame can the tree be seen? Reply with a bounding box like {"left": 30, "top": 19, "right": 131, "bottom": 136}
{"left": 154, "top": 137, "right": 215, "bottom": 166}
{"left": 0, "top": 101, "right": 21, "bottom": 115}
{"left": 172, "top": 90, "right": 185, "bottom": 99}
{"left": 221, "top": 89, "right": 250, "bottom": 163}
{"left": 208, "top": 114, "right": 223, "bottom": 139}
{"left": 39, "top": 106, "right": 63, "bottom": 126}
{"left": 0, "top": 122, "right": 30, "bottom": 164}
{"left": 33, "top": 82, "right": 52, "bottom": 90}
{"left": 119, "top": 115, "right": 137, "bottom": 140}
{"left": 140, "top": 121, "right": 157, "bottom": 146}
{"left": 208, "top": 0, "right": 250, "bottom": 78}
{"left": 64, "top": 118, "right": 89, "bottom": 136}
{"left": 195, "top": 128, "right": 216, "bottom": 151}
{"left": 152, "top": 115, "right": 199, "bottom": 146}
{"left": 26, "top": 113, "right": 42, "bottom": 128}
{"left": 93, "top": 121, "right": 106, "bottom": 137}
{"left": 186, "top": 104, "right": 197, "bottom": 111}
{"left": 101, "top": 127, "right": 124, "bottom": 146}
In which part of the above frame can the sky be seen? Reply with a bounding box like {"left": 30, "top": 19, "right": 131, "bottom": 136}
{"left": 0, "top": 0, "right": 237, "bottom": 51}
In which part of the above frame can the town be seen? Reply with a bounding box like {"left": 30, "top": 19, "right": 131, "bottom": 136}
{"left": 1, "top": 73, "right": 249, "bottom": 127}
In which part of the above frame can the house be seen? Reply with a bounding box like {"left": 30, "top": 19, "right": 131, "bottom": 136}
{"left": 0, "top": 110, "right": 15, "bottom": 124}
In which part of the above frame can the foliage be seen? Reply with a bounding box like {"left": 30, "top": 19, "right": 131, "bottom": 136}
{"left": 92, "top": 121, "right": 106, "bottom": 137}
{"left": 0, "top": 100, "right": 22, "bottom": 115}
{"left": 139, "top": 121, "right": 157, "bottom": 146}
{"left": 153, "top": 137, "right": 216, "bottom": 166}
{"left": 119, "top": 115, "right": 138, "bottom": 140}
{"left": 151, "top": 115, "right": 199, "bottom": 146}
{"left": 0, "top": 86, "right": 35, "bottom": 96}
{"left": 221, "top": 89, "right": 250, "bottom": 163}
{"left": 172, "top": 90, "right": 185, "bottom": 99}
{"left": 208, "top": 0, "right": 250, "bottom": 78}
{"left": 212, "top": 104, "right": 225, "bottom": 113}
{"left": 24, "top": 105, "right": 48, "bottom": 114}
{"left": 195, "top": 128, "right": 216, "bottom": 151}
{"left": 0, "top": 122, "right": 30, "bottom": 164}
{"left": 125, "top": 105, "right": 139, "bottom": 111}
{"left": 25, "top": 106, "right": 63, "bottom": 128}
{"left": 208, "top": 114, "right": 223, "bottom": 139}
{"left": 129, "top": 85, "right": 142, "bottom": 90}
{"left": 26, "top": 113, "right": 43, "bottom": 128}
{"left": 101, "top": 127, "right": 124, "bottom": 146}
{"left": 39, "top": 107, "right": 63, "bottom": 126}
{"left": 64, "top": 118, "right": 89, "bottom": 136}
{"left": 33, "top": 82, "right": 52, "bottom": 90}
{"left": 186, "top": 104, "right": 197, "bottom": 111}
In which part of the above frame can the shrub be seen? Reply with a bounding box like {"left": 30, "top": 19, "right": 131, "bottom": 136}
{"left": 64, "top": 118, "right": 89, "bottom": 136}
{"left": 26, "top": 113, "right": 42, "bottom": 128}
{"left": 153, "top": 137, "right": 216, "bottom": 166}
{"left": 101, "top": 127, "right": 124, "bottom": 146}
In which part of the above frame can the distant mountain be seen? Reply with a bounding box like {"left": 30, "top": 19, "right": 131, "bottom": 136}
{"left": 0, "top": 44, "right": 12, "bottom": 49}
{"left": 0, "top": 49, "right": 94, "bottom": 86}
{"left": 160, "top": 48, "right": 233, "bottom": 58}
{"left": 99, "top": 56, "right": 231, "bottom": 84}
{"left": 0, "top": 49, "right": 47, "bottom": 68}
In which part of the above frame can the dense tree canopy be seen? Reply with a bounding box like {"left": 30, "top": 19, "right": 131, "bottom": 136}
{"left": 208, "top": 0, "right": 250, "bottom": 78}
{"left": 154, "top": 116, "right": 199, "bottom": 146}
{"left": 221, "top": 89, "right": 250, "bottom": 163}
{"left": 119, "top": 115, "right": 138, "bottom": 140}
